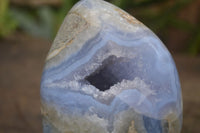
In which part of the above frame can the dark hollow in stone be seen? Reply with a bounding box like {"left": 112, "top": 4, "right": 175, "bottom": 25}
{"left": 85, "top": 55, "right": 132, "bottom": 91}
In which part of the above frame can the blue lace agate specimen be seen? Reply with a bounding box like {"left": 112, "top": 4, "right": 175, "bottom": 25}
{"left": 41, "top": 0, "right": 182, "bottom": 132}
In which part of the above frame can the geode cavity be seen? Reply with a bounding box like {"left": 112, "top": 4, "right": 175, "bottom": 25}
{"left": 41, "top": 0, "right": 182, "bottom": 132}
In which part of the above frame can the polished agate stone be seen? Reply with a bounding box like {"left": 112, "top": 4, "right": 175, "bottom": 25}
{"left": 40, "top": 0, "right": 182, "bottom": 132}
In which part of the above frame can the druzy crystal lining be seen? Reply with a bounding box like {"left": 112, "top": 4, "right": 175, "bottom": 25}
{"left": 41, "top": 0, "right": 182, "bottom": 132}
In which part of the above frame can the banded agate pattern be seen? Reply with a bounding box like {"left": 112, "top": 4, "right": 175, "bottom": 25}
{"left": 41, "top": 0, "right": 182, "bottom": 132}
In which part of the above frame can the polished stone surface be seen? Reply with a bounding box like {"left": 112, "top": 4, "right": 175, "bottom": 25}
{"left": 41, "top": 0, "right": 182, "bottom": 132}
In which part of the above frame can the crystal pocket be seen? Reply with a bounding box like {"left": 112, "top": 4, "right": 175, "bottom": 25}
{"left": 41, "top": 0, "right": 183, "bottom": 132}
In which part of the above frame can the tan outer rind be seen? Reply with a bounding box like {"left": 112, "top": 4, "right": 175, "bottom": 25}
{"left": 128, "top": 121, "right": 138, "bottom": 133}
{"left": 45, "top": 0, "right": 145, "bottom": 69}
